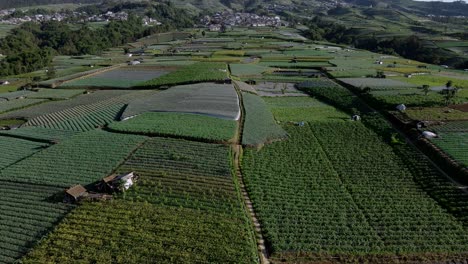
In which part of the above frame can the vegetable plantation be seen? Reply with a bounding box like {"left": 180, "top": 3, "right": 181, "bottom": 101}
{"left": 22, "top": 201, "right": 257, "bottom": 264}
{"left": 242, "top": 93, "right": 287, "bottom": 146}
{"left": 109, "top": 112, "right": 237, "bottom": 142}
{"left": 0, "top": 181, "right": 74, "bottom": 263}
{"left": 242, "top": 123, "right": 468, "bottom": 262}
{"left": 0, "top": 130, "right": 147, "bottom": 187}
{"left": 0, "top": 99, "right": 47, "bottom": 114}
{"left": 60, "top": 67, "right": 171, "bottom": 88}
{"left": 0, "top": 136, "right": 48, "bottom": 169}
{"left": 430, "top": 132, "right": 468, "bottom": 166}
{"left": 0, "top": 127, "right": 79, "bottom": 142}
{"left": 138, "top": 62, "right": 228, "bottom": 88}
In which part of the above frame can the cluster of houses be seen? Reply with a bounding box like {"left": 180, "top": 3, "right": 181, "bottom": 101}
{"left": 0, "top": 9, "right": 159, "bottom": 26}
{"left": 201, "top": 11, "right": 287, "bottom": 31}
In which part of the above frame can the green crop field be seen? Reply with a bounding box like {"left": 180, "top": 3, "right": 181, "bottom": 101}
{"left": 242, "top": 93, "right": 287, "bottom": 146}
{"left": 338, "top": 77, "right": 413, "bottom": 88}
{"left": 406, "top": 107, "right": 468, "bottom": 121}
{"left": 243, "top": 122, "right": 468, "bottom": 263}
{"left": 0, "top": 99, "right": 48, "bottom": 114}
{"left": 109, "top": 112, "right": 237, "bottom": 142}
{"left": 61, "top": 67, "right": 172, "bottom": 88}
{"left": 430, "top": 121, "right": 468, "bottom": 133}
{"left": 22, "top": 137, "right": 258, "bottom": 263}
{"left": 138, "top": 62, "right": 228, "bottom": 88}
{"left": 0, "top": 130, "right": 147, "bottom": 187}
{"left": 230, "top": 64, "right": 272, "bottom": 77}
{"left": 0, "top": 90, "right": 135, "bottom": 120}
{"left": 392, "top": 75, "right": 468, "bottom": 88}
{"left": 0, "top": 181, "right": 73, "bottom": 263}
{"left": 26, "top": 89, "right": 85, "bottom": 100}
{"left": 0, "top": 136, "right": 48, "bottom": 169}
{"left": 430, "top": 132, "right": 468, "bottom": 167}
{"left": 0, "top": 127, "right": 80, "bottom": 142}
{"left": 265, "top": 96, "right": 349, "bottom": 122}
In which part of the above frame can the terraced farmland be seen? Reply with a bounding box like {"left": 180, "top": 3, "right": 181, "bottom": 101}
{"left": 242, "top": 93, "right": 287, "bottom": 146}
{"left": 243, "top": 123, "right": 468, "bottom": 263}
{"left": 138, "top": 62, "right": 228, "bottom": 87}
{"left": 22, "top": 137, "right": 258, "bottom": 263}
{"left": 109, "top": 112, "right": 237, "bottom": 142}
{"left": 0, "top": 99, "right": 47, "bottom": 114}
{"left": 0, "top": 136, "right": 48, "bottom": 169}
{"left": 0, "top": 130, "right": 147, "bottom": 187}
{"left": 430, "top": 132, "right": 468, "bottom": 166}
{"left": 60, "top": 66, "right": 172, "bottom": 88}
{"left": 0, "top": 182, "right": 74, "bottom": 263}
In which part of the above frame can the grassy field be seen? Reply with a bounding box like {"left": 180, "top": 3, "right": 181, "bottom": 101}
{"left": 109, "top": 112, "right": 237, "bottom": 142}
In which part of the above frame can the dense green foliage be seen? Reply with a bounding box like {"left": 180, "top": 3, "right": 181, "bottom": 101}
{"left": 243, "top": 123, "right": 468, "bottom": 262}
{"left": 0, "top": 136, "right": 47, "bottom": 169}
{"left": 138, "top": 62, "right": 228, "bottom": 88}
{"left": 430, "top": 132, "right": 468, "bottom": 167}
{"left": 0, "top": 16, "right": 170, "bottom": 77}
{"left": 0, "top": 98, "right": 47, "bottom": 114}
{"left": 22, "top": 201, "right": 256, "bottom": 264}
{"left": 0, "top": 181, "right": 73, "bottom": 263}
{"left": 22, "top": 137, "right": 258, "bottom": 263}
{"left": 241, "top": 93, "right": 287, "bottom": 146}
{"left": 0, "top": 127, "right": 79, "bottom": 142}
{"left": 24, "top": 90, "right": 150, "bottom": 129}
{"left": 0, "top": 130, "right": 146, "bottom": 187}
{"left": 109, "top": 112, "right": 237, "bottom": 142}
{"left": 265, "top": 96, "right": 349, "bottom": 122}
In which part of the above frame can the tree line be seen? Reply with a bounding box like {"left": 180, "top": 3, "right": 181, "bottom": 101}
{"left": 0, "top": 1, "right": 195, "bottom": 77}
{"left": 304, "top": 16, "right": 468, "bottom": 69}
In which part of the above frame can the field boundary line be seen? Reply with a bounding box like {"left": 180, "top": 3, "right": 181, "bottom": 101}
{"left": 232, "top": 81, "right": 270, "bottom": 264}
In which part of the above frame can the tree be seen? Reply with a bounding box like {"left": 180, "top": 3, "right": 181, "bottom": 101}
{"left": 446, "top": 80, "right": 453, "bottom": 89}
{"left": 422, "top": 84, "right": 430, "bottom": 96}
{"left": 46, "top": 64, "right": 56, "bottom": 79}
{"left": 442, "top": 86, "right": 459, "bottom": 106}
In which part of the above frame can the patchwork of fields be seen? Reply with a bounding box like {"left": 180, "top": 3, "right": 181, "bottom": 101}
{"left": 0, "top": 25, "right": 467, "bottom": 264}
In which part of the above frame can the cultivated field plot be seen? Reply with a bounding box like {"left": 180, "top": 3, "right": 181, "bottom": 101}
{"left": 253, "top": 82, "right": 306, "bottom": 97}
{"left": 23, "top": 90, "right": 152, "bottom": 130}
{"left": 242, "top": 93, "right": 287, "bottom": 146}
{"left": 23, "top": 137, "right": 258, "bottom": 263}
{"left": 0, "top": 99, "right": 47, "bottom": 114}
{"left": 0, "top": 90, "right": 135, "bottom": 120}
{"left": 109, "top": 112, "right": 237, "bottom": 142}
{"left": 117, "top": 138, "right": 242, "bottom": 214}
{"left": 138, "top": 62, "right": 227, "bottom": 88}
{"left": 23, "top": 201, "right": 257, "bottom": 264}
{"left": 243, "top": 123, "right": 468, "bottom": 263}
{"left": 0, "top": 127, "right": 79, "bottom": 142}
{"left": 121, "top": 83, "right": 239, "bottom": 120}
{"left": 406, "top": 107, "right": 468, "bottom": 121}
{"left": 60, "top": 66, "right": 172, "bottom": 88}
{"left": 338, "top": 77, "right": 413, "bottom": 88}
{"left": 429, "top": 121, "right": 468, "bottom": 133}
{"left": 430, "top": 132, "right": 468, "bottom": 167}
{"left": 26, "top": 89, "right": 85, "bottom": 100}
{"left": 230, "top": 64, "right": 272, "bottom": 77}
{"left": 0, "top": 136, "right": 48, "bottom": 169}
{"left": 0, "top": 130, "right": 147, "bottom": 187}
{"left": 0, "top": 90, "right": 33, "bottom": 100}
{"left": 0, "top": 181, "right": 73, "bottom": 263}
{"left": 265, "top": 97, "right": 349, "bottom": 122}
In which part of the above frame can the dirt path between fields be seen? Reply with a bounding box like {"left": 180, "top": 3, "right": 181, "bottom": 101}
{"left": 232, "top": 82, "right": 271, "bottom": 264}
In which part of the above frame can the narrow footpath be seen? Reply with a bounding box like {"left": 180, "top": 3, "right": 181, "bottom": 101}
{"left": 232, "top": 81, "right": 270, "bottom": 264}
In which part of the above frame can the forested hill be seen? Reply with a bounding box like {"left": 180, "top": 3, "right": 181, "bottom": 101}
{"left": 0, "top": 0, "right": 96, "bottom": 9}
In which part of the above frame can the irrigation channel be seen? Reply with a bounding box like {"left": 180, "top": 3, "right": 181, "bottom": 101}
{"left": 232, "top": 81, "right": 271, "bottom": 264}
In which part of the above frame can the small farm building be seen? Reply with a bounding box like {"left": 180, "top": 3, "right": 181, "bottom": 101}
{"left": 64, "top": 185, "right": 87, "bottom": 203}
{"left": 352, "top": 115, "right": 361, "bottom": 121}
{"left": 97, "top": 172, "right": 137, "bottom": 193}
